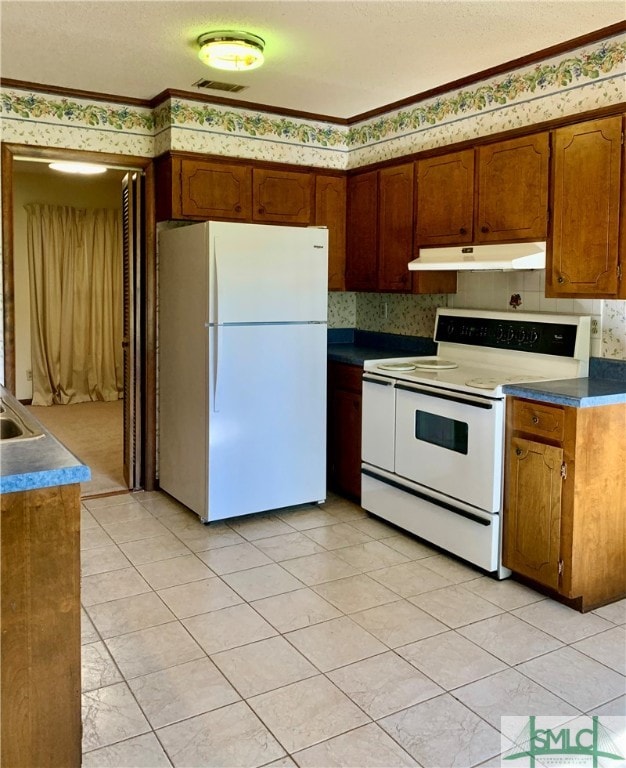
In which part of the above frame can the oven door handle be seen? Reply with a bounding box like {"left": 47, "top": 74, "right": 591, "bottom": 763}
{"left": 363, "top": 374, "right": 394, "bottom": 386}
{"left": 362, "top": 468, "right": 492, "bottom": 526}
{"left": 395, "top": 382, "right": 494, "bottom": 410}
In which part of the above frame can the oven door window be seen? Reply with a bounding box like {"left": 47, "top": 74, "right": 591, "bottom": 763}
{"left": 395, "top": 387, "right": 504, "bottom": 513}
{"left": 415, "top": 410, "right": 468, "bottom": 455}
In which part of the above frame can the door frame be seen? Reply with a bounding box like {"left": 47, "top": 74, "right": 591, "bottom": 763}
{"left": 1, "top": 142, "right": 157, "bottom": 491}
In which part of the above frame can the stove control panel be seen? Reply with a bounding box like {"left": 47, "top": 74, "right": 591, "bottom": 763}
{"left": 435, "top": 315, "right": 578, "bottom": 356}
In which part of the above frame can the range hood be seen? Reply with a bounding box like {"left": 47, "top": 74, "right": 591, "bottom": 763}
{"left": 408, "top": 242, "right": 546, "bottom": 271}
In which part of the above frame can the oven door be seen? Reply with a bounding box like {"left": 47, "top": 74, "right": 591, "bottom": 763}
{"left": 394, "top": 382, "right": 504, "bottom": 512}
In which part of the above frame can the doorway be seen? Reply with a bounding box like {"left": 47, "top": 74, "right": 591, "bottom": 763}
{"left": 1, "top": 143, "right": 157, "bottom": 494}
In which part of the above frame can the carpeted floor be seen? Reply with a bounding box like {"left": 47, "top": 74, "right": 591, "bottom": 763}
{"left": 28, "top": 399, "right": 127, "bottom": 497}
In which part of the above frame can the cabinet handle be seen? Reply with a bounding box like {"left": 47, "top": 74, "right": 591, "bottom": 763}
{"left": 258, "top": 207, "right": 265, "bottom": 214}
{"left": 516, "top": 447, "right": 523, "bottom": 456}
{"left": 459, "top": 227, "right": 467, "bottom": 235}
{"left": 234, "top": 205, "right": 242, "bottom": 212}
{"left": 532, "top": 416, "right": 539, "bottom": 424}
{"left": 557, "top": 275, "right": 565, "bottom": 284}
{"left": 481, "top": 225, "right": 489, "bottom": 233}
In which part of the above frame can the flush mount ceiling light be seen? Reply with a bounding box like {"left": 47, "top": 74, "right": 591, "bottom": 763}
{"left": 48, "top": 162, "right": 107, "bottom": 175}
{"left": 197, "top": 30, "right": 265, "bottom": 71}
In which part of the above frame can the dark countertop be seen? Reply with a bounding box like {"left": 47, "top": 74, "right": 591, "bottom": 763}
{"left": 0, "top": 386, "right": 91, "bottom": 493}
{"left": 328, "top": 329, "right": 436, "bottom": 366}
{"left": 503, "top": 377, "right": 626, "bottom": 408}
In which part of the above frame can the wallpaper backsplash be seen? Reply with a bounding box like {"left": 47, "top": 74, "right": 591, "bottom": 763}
{"left": 328, "top": 286, "right": 626, "bottom": 361}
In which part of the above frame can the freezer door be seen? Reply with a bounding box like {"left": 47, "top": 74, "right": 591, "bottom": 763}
{"left": 208, "top": 323, "right": 326, "bottom": 521}
{"left": 211, "top": 222, "right": 328, "bottom": 323}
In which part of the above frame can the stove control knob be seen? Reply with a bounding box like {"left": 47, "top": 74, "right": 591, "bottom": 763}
{"left": 506, "top": 326, "right": 515, "bottom": 342}
{"left": 528, "top": 328, "right": 539, "bottom": 345}
{"left": 496, "top": 325, "right": 505, "bottom": 342}
{"left": 517, "top": 328, "right": 526, "bottom": 343}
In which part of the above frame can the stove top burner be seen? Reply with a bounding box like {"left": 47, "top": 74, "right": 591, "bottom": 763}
{"left": 377, "top": 362, "right": 417, "bottom": 372}
{"left": 465, "top": 374, "right": 547, "bottom": 390}
{"left": 413, "top": 359, "right": 458, "bottom": 370}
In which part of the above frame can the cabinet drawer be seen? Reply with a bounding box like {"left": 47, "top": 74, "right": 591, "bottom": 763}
{"left": 512, "top": 399, "right": 564, "bottom": 441}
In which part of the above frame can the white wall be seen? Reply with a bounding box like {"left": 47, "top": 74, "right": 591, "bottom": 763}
{"left": 13, "top": 168, "right": 123, "bottom": 399}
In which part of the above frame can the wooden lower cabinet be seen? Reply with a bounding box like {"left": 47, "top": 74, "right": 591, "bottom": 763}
{"left": 1, "top": 484, "right": 81, "bottom": 768}
{"left": 503, "top": 397, "right": 626, "bottom": 611}
{"left": 327, "top": 362, "right": 362, "bottom": 501}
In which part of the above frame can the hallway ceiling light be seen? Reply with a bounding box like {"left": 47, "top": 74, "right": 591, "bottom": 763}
{"left": 197, "top": 30, "right": 265, "bottom": 71}
{"left": 48, "top": 162, "right": 107, "bottom": 175}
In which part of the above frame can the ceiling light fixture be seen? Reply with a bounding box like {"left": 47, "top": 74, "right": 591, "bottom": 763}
{"left": 48, "top": 162, "right": 107, "bottom": 175}
{"left": 197, "top": 30, "right": 265, "bottom": 71}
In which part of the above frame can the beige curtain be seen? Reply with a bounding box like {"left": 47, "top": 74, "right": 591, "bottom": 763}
{"left": 26, "top": 203, "right": 123, "bottom": 406}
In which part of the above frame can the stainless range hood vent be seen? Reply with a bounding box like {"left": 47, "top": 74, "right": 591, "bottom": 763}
{"left": 408, "top": 242, "right": 546, "bottom": 271}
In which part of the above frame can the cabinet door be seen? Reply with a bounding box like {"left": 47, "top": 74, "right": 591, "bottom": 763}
{"left": 327, "top": 363, "right": 362, "bottom": 501}
{"left": 315, "top": 174, "right": 347, "bottom": 291}
{"left": 378, "top": 163, "right": 414, "bottom": 292}
{"left": 504, "top": 436, "right": 563, "bottom": 589}
{"left": 548, "top": 116, "right": 622, "bottom": 297}
{"left": 476, "top": 133, "right": 549, "bottom": 242}
{"left": 416, "top": 150, "right": 474, "bottom": 245}
{"left": 252, "top": 168, "right": 313, "bottom": 224}
{"left": 180, "top": 159, "right": 252, "bottom": 219}
{"left": 346, "top": 171, "right": 378, "bottom": 291}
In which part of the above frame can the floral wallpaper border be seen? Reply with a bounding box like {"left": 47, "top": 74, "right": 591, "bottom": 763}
{"left": 0, "top": 90, "right": 154, "bottom": 131}
{"left": 1, "top": 33, "right": 623, "bottom": 161}
{"left": 346, "top": 37, "right": 626, "bottom": 147}
{"left": 1, "top": 31, "right": 625, "bottom": 362}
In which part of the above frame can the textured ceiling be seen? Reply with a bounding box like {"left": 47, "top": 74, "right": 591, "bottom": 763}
{"left": 1, "top": 1, "right": 624, "bottom": 119}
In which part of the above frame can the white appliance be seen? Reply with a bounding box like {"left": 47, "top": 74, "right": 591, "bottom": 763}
{"left": 361, "top": 308, "right": 591, "bottom": 577}
{"left": 408, "top": 242, "right": 546, "bottom": 271}
{"left": 158, "top": 221, "right": 328, "bottom": 523}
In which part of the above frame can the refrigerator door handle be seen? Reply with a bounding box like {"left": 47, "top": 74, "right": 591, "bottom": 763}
{"left": 213, "top": 246, "right": 222, "bottom": 412}
{"left": 214, "top": 323, "right": 222, "bottom": 412}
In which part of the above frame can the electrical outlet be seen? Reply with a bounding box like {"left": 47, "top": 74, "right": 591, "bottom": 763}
{"left": 381, "top": 301, "right": 389, "bottom": 320}
{"left": 26, "top": 369, "right": 32, "bottom": 381}
{"left": 590, "top": 318, "right": 600, "bottom": 338}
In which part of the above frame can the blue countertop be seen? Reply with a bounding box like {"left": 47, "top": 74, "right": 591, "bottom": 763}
{"left": 328, "top": 329, "right": 436, "bottom": 366}
{"left": 0, "top": 387, "right": 91, "bottom": 493}
{"left": 503, "top": 377, "right": 626, "bottom": 408}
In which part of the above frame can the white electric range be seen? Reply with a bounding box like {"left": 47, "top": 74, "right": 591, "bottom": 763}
{"left": 361, "top": 307, "right": 591, "bottom": 578}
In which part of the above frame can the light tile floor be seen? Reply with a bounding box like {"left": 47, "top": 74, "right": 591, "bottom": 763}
{"left": 80, "top": 491, "right": 626, "bottom": 767}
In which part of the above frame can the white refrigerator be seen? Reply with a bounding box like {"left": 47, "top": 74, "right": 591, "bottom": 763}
{"left": 158, "top": 221, "right": 328, "bottom": 522}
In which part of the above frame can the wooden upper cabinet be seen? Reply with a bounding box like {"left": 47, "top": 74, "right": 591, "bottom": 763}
{"left": 180, "top": 159, "right": 252, "bottom": 220}
{"left": 315, "top": 174, "right": 347, "bottom": 291}
{"left": 548, "top": 116, "right": 622, "bottom": 297}
{"left": 252, "top": 168, "right": 313, "bottom": 224}
{"left": 378, "top": 163, "right": 414, "bottom": 292}
{"left": 346, "top": 171, "right": 378, "bottom": 291}
{"left": 416, "top": 149, "right": 474, "bottom": 246}
{"left": 476, "top": 133, "right": 549, "bottom": 242}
